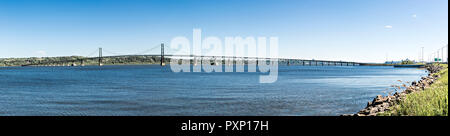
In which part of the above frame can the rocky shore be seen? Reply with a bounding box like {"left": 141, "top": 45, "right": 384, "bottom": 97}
{"left": 343, "top": 64, "right": 445, "bottom": 116}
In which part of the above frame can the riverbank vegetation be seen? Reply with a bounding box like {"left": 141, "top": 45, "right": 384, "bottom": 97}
{"left": 383, "top": 64, "right": 448, "bottom": 116}
{"left": 0, "top": 56, "right": 163, "bottom": 66}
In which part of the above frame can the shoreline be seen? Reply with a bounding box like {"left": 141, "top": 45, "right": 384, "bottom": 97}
{"left": 343, "top": 64, "right": 446, "bottom": 116}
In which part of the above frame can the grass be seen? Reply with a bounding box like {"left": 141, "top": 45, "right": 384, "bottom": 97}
{"left": 382, "top": 64, "right": 448, "bottom": 116}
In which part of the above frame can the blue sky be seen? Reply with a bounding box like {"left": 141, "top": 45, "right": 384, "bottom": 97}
{"left": 0, "top": 0, "right": 448, "bottom": 62}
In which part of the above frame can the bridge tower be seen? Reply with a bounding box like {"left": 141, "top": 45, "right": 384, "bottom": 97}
{"left": 161, "top": 43, "right": 166, "bottom": 66}
{"left": 99, "top": 47, "right": 103, "bottom": 66}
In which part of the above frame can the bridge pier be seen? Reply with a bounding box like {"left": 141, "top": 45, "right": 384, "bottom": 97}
{"left": 160, "top": 43, "right": 165, "bottom": 66}
{"left": 193, "top": 57, "right": 197, "bottom": 66}
{"left": 99, "top": 47, "right": 103, "bottom": 66}
{"left": 80, "top": 59, "right": 85, "bottom": 66}
{"left": 256, "top": 57, "right": 259, "bottom": 65}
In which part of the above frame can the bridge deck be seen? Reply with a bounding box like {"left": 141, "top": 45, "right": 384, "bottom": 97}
{"left": 21, "top": 55, "right": 361, "bottom": 67}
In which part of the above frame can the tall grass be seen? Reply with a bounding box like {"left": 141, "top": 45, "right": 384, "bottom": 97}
{"left": 387, "top": 64, "right": 448, "bottom": 116}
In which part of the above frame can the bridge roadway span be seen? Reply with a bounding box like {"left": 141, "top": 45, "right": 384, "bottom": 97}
{"left": 21, "top": 54, "right": 362, "bottom": 67}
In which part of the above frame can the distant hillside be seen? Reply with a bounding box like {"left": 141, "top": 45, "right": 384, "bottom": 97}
{"left": 0, "top": 56, "right": 164, "bottom": 67}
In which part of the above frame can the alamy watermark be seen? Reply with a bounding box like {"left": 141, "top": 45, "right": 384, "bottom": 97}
{"left": 169, "top": 29, "right": 279, "bottom": 83}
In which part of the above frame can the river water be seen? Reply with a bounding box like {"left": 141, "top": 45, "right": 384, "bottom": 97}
{"left": 0, "top": 65, "right": 426, "bottom": 116}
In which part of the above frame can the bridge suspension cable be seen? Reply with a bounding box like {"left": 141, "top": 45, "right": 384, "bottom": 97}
{"left": 102, "top": 49, "right": 126, "bottom": 56}
{"left": 85, "top": 49, "right": 99, "bottom": 57}
{"left": 82, "top": 43, "right": 193, "bottom": 58}
{"left": 89, "top": 44, "right": 165, "bottom": 57}
{"left": 163, "top": 44, "right": 191, "bottom": 55}
{"left": 131, "top": 44, "right": 162, "bottom": 55}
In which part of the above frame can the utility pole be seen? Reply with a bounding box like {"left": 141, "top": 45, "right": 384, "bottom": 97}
{"left": 428, "top": 54, "right": 430, "bottom": 62}
{"left": 421, "top": 47, "right": 424, "bottom": 63}
{"left": 441, "top": 46, "right": 445, "bottom": 63}
{"left": 433, "top": 52, "right": 436, "bottom": 62}
{"left": 445, "top": 44, "right": 448, "bottom": 63}
{"left": 385, "top": 53, "right": 388, "bottom": 62}
{"left": 431, "top": 52, "right": 434, "bottom": 62}
{"left": 429, "top": 54, "right": 432, "bottom": 62}
{"left": 437, "top": 50, "right": 440, "bottom": 62}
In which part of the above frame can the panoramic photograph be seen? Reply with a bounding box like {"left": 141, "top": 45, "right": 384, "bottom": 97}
{"left": 0, "top": 0, "right": 448, "bottom": 134}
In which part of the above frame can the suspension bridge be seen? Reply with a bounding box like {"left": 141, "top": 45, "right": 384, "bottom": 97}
{"left": 21, "top": 43, "right": 363, "bottom": 67}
